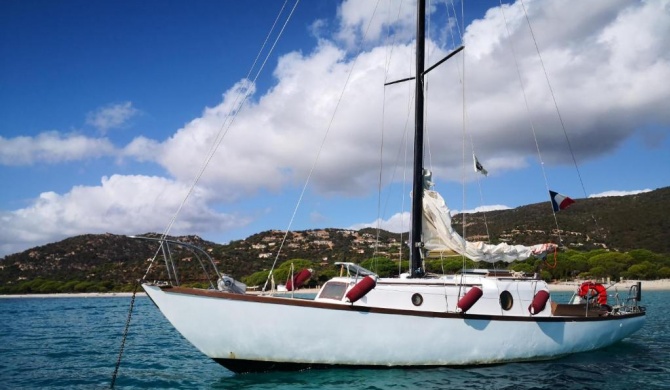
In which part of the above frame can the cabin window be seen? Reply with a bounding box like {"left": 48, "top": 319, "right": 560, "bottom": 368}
{"left": 500, "top": 291, "right": 513, "bottom": 311}
{"left": 411, "top": 293, "right": 423, "bottom": 306}
{"left": 318, "top": 282, "right": 347, "bottom": 301}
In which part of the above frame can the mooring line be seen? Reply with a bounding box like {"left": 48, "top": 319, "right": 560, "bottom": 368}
{"left": 110, "top": 282, "right": 139, "bottom": 389}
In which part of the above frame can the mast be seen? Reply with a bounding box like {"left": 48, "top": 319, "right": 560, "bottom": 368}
{"left": 410, "top": 0, "right": 426, "bottom": 278}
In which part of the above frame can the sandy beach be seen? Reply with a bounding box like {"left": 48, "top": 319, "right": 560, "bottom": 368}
{"left": 0, "top": 292, "right": 147, "bottom": 299}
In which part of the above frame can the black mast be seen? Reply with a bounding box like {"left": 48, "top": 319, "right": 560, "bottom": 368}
{"left": 410, "top": 0, "right": 426, "bottom": 278}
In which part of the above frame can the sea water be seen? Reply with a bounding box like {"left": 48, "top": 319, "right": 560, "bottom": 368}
{"left": 1, "top": 291, "right": 668, "bottom": 389}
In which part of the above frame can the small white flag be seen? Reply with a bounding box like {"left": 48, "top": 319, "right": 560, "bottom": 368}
{"left": 473, "top": 154, "right": 488, "bottom": 176}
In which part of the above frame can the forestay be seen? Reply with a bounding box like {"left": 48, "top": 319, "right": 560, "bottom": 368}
{"left": 422, "top": 190, "right": 556, "bottom": 262}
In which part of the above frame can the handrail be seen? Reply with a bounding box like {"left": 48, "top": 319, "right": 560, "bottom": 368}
{"left": 129, "top": 235, "right": 221, "bottom": 288}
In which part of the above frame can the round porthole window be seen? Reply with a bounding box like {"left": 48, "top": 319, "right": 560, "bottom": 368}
{"left": 500, "top": 291, "right": 513, "bottom": 311}
{"left": 411, "top": 293, "right": 423, "bottom": 306}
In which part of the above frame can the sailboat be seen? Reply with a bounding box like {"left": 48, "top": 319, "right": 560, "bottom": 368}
{"left": 141, "top": 0, "right": 645, "bottom": 373}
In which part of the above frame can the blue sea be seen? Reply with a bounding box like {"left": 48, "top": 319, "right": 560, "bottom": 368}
{"left": 1, "top": 291, "right": 668, "bottom": 390}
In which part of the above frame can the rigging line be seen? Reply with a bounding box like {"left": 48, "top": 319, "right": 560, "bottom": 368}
{"left": 113, "top": 5, "right": 299, "bottom": 381}
{"left": 373, "top": 1, "right": 411, "bottom": 266}
{"left": 384, "top": 0, "right": 413, "bottom": 274}
{"left": 425, "top": 0, "right": 433, "bottom": 173}
{"left": 195, "top": 0, "right": 292, "bottom": 167}
{"left": 442, "top": 0, "right": 493, "bottom": 246}
{"left": 517, "top": 0, "right": 601, "bottom": 235}
{"left": 375, "top": 0, "right": 409, "bottom": 264}
{"left": 143, "top": 0, "right": 300, "bottom": 282}
{"left": 498, "top": 1, "right": 564, "bottom": 245}
{"left": 374, "top": 0, "right": 404, "bottom": 262}
{"left": 461, "top": 50, "right": 468, "bottom": 273}
{"left": 400, "top": 119, "right": 409, "bottom": 273}
{"left": 444, "top": 0, "right": 471, "bottom": 272}
{"left": 176, "top": 0, "right": 300, "bottom": 236}
{"left": 199, "top": 0, "right": 292, "bottom": 167}
{"left": 459, "top": 0, "right": 467, "bottom": 271}
{"left": 378, "top": 90, "right": 413, "bottom": 270}
{"left": 373, "top": 87, "right": 386, "bottom": 264}
{"left": 446, "top": 0, "right": 464, "bottom": 48}
{"left": 380, "top": 81, "right": 414, "bottom": 273}
{"left": 262, "top": 0, "right": 384, "bottom": 290}
{"left": 246, "top": 0, "right": 290, "bottom": 82}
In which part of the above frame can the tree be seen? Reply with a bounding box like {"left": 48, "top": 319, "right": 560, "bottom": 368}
{"left": 539, "top": 270, "right": 552, "bottom": 282}
{"left": 587, "top": 253, "right": 630, "bottom": 280}
{"left": 568, "top": 253, "right": 590, "bottom": 275}
{"left": 242, "top": 270, "right": 270, "bottom": 287}
{"left": 624, "top": 261, "right": 659, "bottom": 280}
{"left": 510, "top": 263, "right": 534, "bottom": 275}
{"left": 589, "top": 266, "right": 607, "bottom": 279}
{"left": 360, "top": 257, "right": 397, "bottom": 277}
{"left": 426, "top": 258, "right": 476, "bottom": 274}
{"left": 627, "top": 249, "right": 661, "bottom": 265}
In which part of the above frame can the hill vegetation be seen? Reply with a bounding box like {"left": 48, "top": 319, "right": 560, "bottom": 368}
{"left": 1, "top": 187, "right": 668, "bottom": 294}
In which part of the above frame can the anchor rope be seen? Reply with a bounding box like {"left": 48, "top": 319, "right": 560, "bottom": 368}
{"left": 110, "top": 283, "right": 139, "bottom": 389}
{"left": 110, "top": 1, "right": 300, "bottom": 386}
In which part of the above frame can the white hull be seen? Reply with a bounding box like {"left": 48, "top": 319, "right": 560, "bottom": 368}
{"left": 143, "top": 283, "right": 645, "bottom": 372}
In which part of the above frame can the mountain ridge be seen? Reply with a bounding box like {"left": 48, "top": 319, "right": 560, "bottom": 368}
{"left": 1, "top": 187, "right": 667, "bottom": 291}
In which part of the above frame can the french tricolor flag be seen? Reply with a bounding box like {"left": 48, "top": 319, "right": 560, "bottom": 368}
{"left": 549, "top": 190, "right": 575, "bottom": 212}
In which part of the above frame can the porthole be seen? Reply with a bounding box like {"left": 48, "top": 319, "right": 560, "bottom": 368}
{"left": 499, "top": 291, "right": 513, "bottom": 311}
{"left": 411, "top": 293, "right": 424, "bottom": 306}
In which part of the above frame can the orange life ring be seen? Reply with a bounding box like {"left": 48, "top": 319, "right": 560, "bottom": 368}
{"left": 578, "top": 281, "right": 608, "bottom": 305}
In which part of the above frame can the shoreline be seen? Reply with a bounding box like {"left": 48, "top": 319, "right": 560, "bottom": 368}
{"left": 1, "top": 279, "right": 668, "bottom": 298}
{"left": 547, "top": 279, "right": 670, "bottom": 292}
{"left": 0, "top": 292, "right": 147, "bottom": 299}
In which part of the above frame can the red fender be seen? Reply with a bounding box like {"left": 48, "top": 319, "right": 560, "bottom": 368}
{"left": 457, "top": 286, "right": 483, "bottom": 313}
{"left": 345, "top": 276, "right": 376, "bottom": 303}
{"left": 528, "top": 290, "right": 550, "bottom": 315}
{"left": 286, "top": 269, "right": 312, "bottom": 291}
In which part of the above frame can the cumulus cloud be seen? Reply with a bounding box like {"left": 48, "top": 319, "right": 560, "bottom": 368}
{"left": 86, "top": 102, "right": 139, "bottom": 134}
{"left": 350, "top": 211, "right": 410, "bottom": 233}
{"left": 126, "top": 0, "right": 670, "bottom": 200}
{"left": 456, "top": 205, "right": 512, "bottom": 214}
{"left": 0, "top": 131, "right": 116, "bottom": 166}
{"left": 335, "top": 0, "right": 416, "bottom": 48}
{"left": 0, "top": 174, "right": 250, "bottom": 256}
{"left": 457, "top": 0, "right": 670, "bottom": 165}
{"left": 0, "top": 102, "right": 140, "bottom": 166}
{"left": 589, "top": 189, "right": 652, "bottom": 198}
{"left": 3, "top": 0, "right": 669, "bottom": 256}
{"left": 349, "top": 202, "right": 512, "bottom": 234}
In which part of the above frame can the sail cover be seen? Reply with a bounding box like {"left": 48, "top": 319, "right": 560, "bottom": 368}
{"left": 422, "top": 190, "right": 556, "bottom": 263}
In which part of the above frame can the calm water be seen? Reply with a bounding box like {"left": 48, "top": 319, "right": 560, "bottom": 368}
{"left": 0, "top": 291, "right": 668, "bottom": 389}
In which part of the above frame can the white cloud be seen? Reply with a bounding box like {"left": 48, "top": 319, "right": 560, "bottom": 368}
{"left": 336, "top": 0, "right": 416, "bottom": 48}
{"left": 589, "top": 189, "right": 652, "bottom": 198}
{"left": 0, "top": 174, "right": 251, "bottom": 257}
{"left": 0, "top": 101, "right": 140, "bottom": 167}
{"left": 123, "top": 0, "right": 669, "bottom": 200}
{"left": 0, "top": 131, "right": 116, "bottom": 166}
{"left": 350, "top": 211, "right": 410, "bottom": 233}
{"left": 122, "top": 136, "right": 162, "bottom": 163}
{"left": 3, "top": 0, "right": 669, "bottom": 255}
{"left": 456, "top": 205, "right": 512, "bottom": 214}
{"left": 86, "top": 102, "right": 139, "bottom": 134}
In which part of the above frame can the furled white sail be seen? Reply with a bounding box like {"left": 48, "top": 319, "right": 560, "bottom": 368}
{"left": 422, "top": 190, "right": 556, "bottom": 262}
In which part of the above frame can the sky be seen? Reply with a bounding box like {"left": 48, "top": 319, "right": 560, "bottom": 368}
{"left": 1, "top": 0, "right": 669, "bottom": 257}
